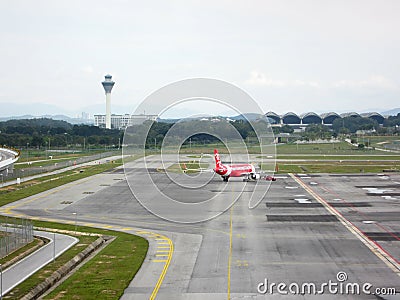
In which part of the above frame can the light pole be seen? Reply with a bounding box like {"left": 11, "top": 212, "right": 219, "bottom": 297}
{"left": 53, "top": 232, "right": 56, "bottom": 263}
{"left": 26, "top": 142, "right": 29, "bottom": 164}
{"left": 64, "top": 133, "right": 68, "bottom": 149}
{"left": 72, "top": 212, "right": 77, "bottom": 234}
{"left": 1, "top": 263, "right": 2, "bottom": 300}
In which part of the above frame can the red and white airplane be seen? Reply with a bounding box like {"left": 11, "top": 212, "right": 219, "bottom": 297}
{"left": 213, "top": 149, "right": 264, "bottom": 182}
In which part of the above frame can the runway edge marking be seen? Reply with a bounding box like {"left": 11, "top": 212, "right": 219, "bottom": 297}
{"left": 288, "top": 173, "right": 400, "bottom": 276}
{"left": 135, "top": 231, "right": 174, "bottom": 300}
{"left": 227, "top": 206, "right": 233, "bottom": 300}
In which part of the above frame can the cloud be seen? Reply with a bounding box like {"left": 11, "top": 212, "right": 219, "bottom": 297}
{"left": 333, "top": 75, "right": 397, "bottom": 90}
{"left": 244, "top": 71, "right": 286, "bottom": 87}
{"left": 81, "top": 65, "right": 94, "bottom": 74}
{"left": 244, "top": 71, "right": 319, "bottom": 88}
{"left": 292, "top": 79, "right": 319, "bottom": 88}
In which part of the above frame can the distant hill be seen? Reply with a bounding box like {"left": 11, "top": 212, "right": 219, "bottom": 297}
{"left": 0, "top": 101, "right": 133, "bottom": 121}
{"left": 230, "top": 113, "right": 264, "bottom": 121}
{"left": 382, "top": 108, "right": 400, "bottom": 116}
{"left": 0, "top": 114, "right": 93, "bottom": 125}
{"left": 0, "top": 117, "right": 72, "bottom": 130}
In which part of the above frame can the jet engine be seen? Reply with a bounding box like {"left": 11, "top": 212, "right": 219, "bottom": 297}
{"left": 250, "top": 173, "right": 260, "bottom": 180}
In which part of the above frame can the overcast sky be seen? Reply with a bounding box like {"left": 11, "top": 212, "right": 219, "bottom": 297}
{"left": 1, "top": 0, "right": 399, "bottom": 117}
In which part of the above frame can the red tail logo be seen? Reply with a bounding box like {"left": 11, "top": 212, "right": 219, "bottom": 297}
{"left": 214, "top": 149, "right": 222, "bottom": 168}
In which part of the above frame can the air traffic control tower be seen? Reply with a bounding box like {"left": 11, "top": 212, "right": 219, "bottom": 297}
{"left": 101, "top": 74, "right": 115, "bottom": 129}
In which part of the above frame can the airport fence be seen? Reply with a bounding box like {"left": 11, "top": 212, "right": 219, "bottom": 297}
{"left": 3, "top": 150, "right": 120, "bottom": 182}
{"left": 0, "top": 218, "right": 34, "bottom": 258}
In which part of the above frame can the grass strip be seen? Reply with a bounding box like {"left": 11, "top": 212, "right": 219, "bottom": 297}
{"left": 0, "top": 160, "right": 148, "bottom": 299}
{"left": 0, "top": 218, "right": 148, "bottom": 300}
{"left": 167, "top": 161, "right": 209, "bottom": 173}
{"left": 271, "top": 161, "right": 400, "bottom": 173}
{"left": 0, "top": 160, "right": 122, "bottom": 207}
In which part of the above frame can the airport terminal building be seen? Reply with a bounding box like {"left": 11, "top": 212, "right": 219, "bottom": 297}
{"left": 94, "top": 114, "right": 158, "bottom": 129}
{"left": 265, "top": 111, "right": 385, "bottom": 126}
{"left": 94, "top": 111, "right": 386, "bottom": 130}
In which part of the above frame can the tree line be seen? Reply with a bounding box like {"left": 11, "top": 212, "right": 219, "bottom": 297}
{"left": 1, "top": 114, "right": 399, "bottom": 149}
{"left": 0, "top": 118, "right": 122, "bottom": 148}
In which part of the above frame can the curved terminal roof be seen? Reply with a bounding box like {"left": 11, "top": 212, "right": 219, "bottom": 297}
{"left": 360, "top": 112, "right": 384, "bottom": 124}
{"left": 258, "top": 111, "right": 385, "bottom": 126}
{"left": 265, "top": 111, "right": 281, "bottom": 124}
{"left": 300, "top": 112, "right": 322, "bottom": 124}
{"left": 321, "top": 112, "right": 341, "bottom": 124}
{"left": 282, "top": 112, "right": 301, "bottom": 124}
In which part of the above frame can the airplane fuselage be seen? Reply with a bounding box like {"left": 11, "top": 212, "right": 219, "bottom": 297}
{"left": 213, "top": 149, "right": 257, "bottom": 182}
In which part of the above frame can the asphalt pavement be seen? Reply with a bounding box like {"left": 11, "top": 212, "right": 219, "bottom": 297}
{"left": 0, "top": 229, "right": 78, "bottom": 296}
{"left": 0, "top": 154, "right": 399, "bottom": 299}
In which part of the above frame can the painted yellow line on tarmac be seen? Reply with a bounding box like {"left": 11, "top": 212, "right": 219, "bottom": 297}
{"left": 2, "top": 175, "right": 175, "bottom": 300}
{"left": 288, "top": 173, "right": 400, "bottom": 276}
{"left": 149, "top": 233, "right": 174, "bottom": 300}
{"left": 132, "top": 230, "right": 174, "bottom": 298}
{"left": 136, "top": 231, "right": 149, "bottom": 234}
{"left": 83, "top": 223, "right": 95, "bottom": 226}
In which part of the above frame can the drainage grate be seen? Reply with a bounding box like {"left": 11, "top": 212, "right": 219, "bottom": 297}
{"left": 266, "top": 215, "right": 338, "bottom": 222}
{"left": 83, "top": 191, "right": 94, "bottom": 194}
{"left": 367, "top": 192, "right": 400, "bottom": 196}
{"left": 364, "top": 232, "right": 400, "bottom": 241}
{"left": 356, "top": 185, "right": 400, "bottom": 188}
{"left": 330, "top": 202, "right": 371, "bottom": 207}
{"left": 266, "top": 203, "right": 322, "bottom": 208}
{"left": 100, "top": 184, "right": 111, "bottom": 186}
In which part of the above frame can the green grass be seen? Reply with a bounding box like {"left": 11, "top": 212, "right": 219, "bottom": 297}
{"left": 167, "top": 161, "right": 209, "bottom": 173}
{"left": 5, "top": 234, "right": 99, "bottom": 299}
{"left": 364, "top": 135, "right": 400, "bottom": 151}
{"left": 44, "top": 228, "right": 148, "bottom": 300}
{"left": 0, "top": 217, "right": 147, "bottom": 300}
{"left": 0, "top": 161, "right": 122, "bottom": 207}
{"left": 0, "top": 237, "right": 44, "bottom": 266}
{"left": 17, "top": 149, "right": 110, "bottom": 163}
{"left": 14, "top": 156, "right": 81, "bottom": 169}
{"left": 14, "top": 149, "right": 121, "bottom": 170}
{"left": 1, "top": 158, "right": 148, "bottom": 299}
{"left": 276, "top": 155, "right": 400, "bottom": 160}
{"left": 275, "top": 142, "right": 388, "bottom": 155}
{"left": 268, "top": 161, "right": 400, "bottom": 173}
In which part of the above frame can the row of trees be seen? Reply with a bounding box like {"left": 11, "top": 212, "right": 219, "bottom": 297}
{"left": 0, "top": 118, "right": 122, "bottom": 148}
{"left": 1, "top": 114, "right": 399, "bottom": 149}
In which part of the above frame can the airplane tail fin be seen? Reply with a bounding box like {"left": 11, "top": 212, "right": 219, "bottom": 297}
{"left": 214, "top": 149, "right": 222, "bottom": 168}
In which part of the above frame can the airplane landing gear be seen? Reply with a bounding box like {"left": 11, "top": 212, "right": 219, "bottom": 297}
{"left": 222, "top": 176, "right": 229, "bottom": 182}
